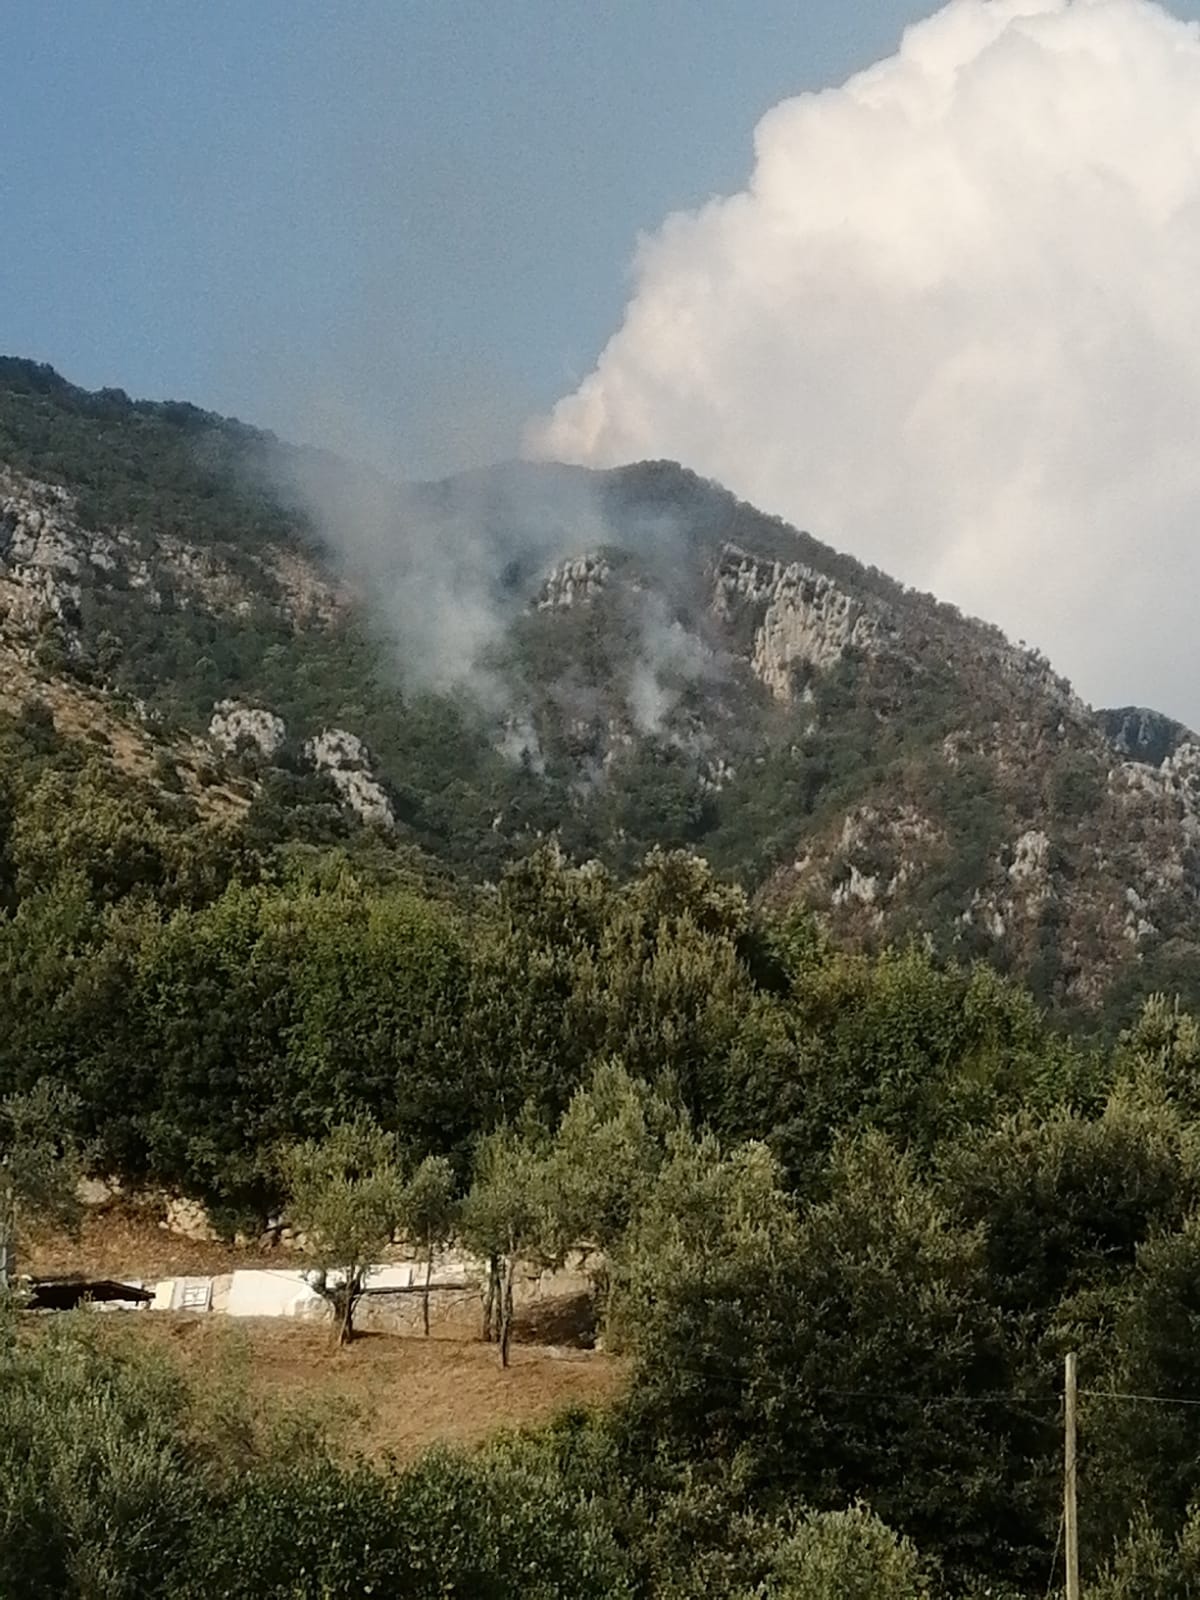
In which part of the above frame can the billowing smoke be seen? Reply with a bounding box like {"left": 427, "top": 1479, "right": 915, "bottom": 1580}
{"left": 268, "top": 444, "right": 717, "bottom": 755}
{"left": 276, "top": 451, "right": 608, "bottom": 698}
{"left": 530, "top": 0, "right": 1200, "bottom": 725}
{"left": 628, "top": 593, "right": 720, "bottom": 737}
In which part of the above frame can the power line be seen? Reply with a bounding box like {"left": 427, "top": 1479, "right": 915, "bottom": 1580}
{"left": 1080, "top": 1387, "right": 1200, "bottom": 1409}
{"left": 662, "top": 1360, "right": 1062, "bottom": 1421}
{"left": 659, "top": 1355, "right": 1200, "bottom": 1415}
{"left": 664, "top": 1348, "right": 1060, "bottom": 1411}
{"left": 811, "top": 1388, "right": 1054, "bottom": 1408}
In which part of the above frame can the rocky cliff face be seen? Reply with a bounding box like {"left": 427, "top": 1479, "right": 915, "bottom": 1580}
{"left": 0, "top": 464, "right": 379, "bottom": 831}
{"left": 305, "top": 729, "right": 395, "bottom": 829}
{"left": 758, "top": 702, "right": 1200, "bottom": 1006}
{"left": 537, "top": 553, "right": 611, "bottom": 611}
{"left": 1099, "top": 706, "right": 1191, "bottom": 767}
{"left": 209, "top": 701, "right": 287, "bottom": 759}
{"left": 0, "top": 470, "right": 92, "bottom": 635}
{"left": 712, "top": 544, "right": 886, "bottom": 700}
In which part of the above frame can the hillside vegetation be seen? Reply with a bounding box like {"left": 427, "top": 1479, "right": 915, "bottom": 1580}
{"left": 6, "top": 776, "right": 1200, "bottom": 1595}
{"left": 7, "top": 361, "right": 1200, "bottom": 1595}
{"left": 4, "top": 358, "right": 1200, "bottom": 1022}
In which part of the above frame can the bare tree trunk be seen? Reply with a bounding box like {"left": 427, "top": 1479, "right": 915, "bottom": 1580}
{"left": 422, "top": 1251, "right": 433, "bottom": 1338}
{"left": 499, "top": 1256, "right": 515, "bottom": 1369}
{"left": 335, "top": 1277, "right": 358, "bottom": 1346}
{"left": 482, "top": 1253, "right": 500, "bottom": 1342}
{"left": 0, "top": 1194, "right": 13, "bottom": 1292}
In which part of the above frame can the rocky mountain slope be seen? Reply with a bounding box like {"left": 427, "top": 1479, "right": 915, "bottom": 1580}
{"left": 2, "top": 355, "right": 1197, "bottom": 1018}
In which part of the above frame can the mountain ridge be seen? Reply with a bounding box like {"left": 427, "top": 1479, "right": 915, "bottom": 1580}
{"left": 1, "top": 355, "right": 1197, "bottom": 1020}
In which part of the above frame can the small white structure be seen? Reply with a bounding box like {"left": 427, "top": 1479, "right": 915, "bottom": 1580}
{"left": 174, "top": 1277, "right": 213, "bottom": 1313}
{"left": 221, "top": 1269, "right": 328, "bottom": 1321}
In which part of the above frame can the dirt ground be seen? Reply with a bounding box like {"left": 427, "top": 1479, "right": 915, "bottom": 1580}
{"left": 66, "top": 1313, "right": 626, "bottom": 1463}
{"left": 21, "top": 1206, "right": 624, "bottom": 1462}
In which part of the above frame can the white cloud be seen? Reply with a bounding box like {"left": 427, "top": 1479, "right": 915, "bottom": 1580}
{"left": 529, "top": 0, "right": 1200, "bottom": 724}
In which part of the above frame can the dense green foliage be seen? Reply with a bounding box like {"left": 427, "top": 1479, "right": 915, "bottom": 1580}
{"left": 0, "top": 358, "right": 297, "bottom": 551}
{"left": 11, "top": 363, "right": 1200, "bottom": 1594}
{"left": 8, "top": 719, "right": 1200, "bottom": 1594}
{"left": 0, "top": 1078, "right": 82, "bottom": 1282}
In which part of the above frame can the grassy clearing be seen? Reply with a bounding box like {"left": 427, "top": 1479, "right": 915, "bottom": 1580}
{"left": 50, "top": 1313, "right": 624, "bottom": 1463}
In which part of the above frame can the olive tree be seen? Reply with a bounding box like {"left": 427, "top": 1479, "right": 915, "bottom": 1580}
{"left": 461, "top": 1128, "right": 550, "bottom": 1367}
{"left": 539, "top": 1058, "right": 683, "bottom": 1323}
{"left": 401, "top": 1155, "right": 459, "bottom": 1337}
{"left": 279, "top": 1116, "right": 406, "bottom": 1345}
{"left": 755, "top": 1506, "right": 935, "bottom": 1600}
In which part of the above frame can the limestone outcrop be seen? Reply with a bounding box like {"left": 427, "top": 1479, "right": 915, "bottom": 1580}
{"left": 305, "top": 728, "right": 395, "bottom": 828}
{"left": 537, "top": 553, "right": 611, "bottom": 610}
{"left": 712, "top": 544, "right": 884, "bottom": 700}
{"left": 209, "top": 700, "right": 287, "bottom": 759}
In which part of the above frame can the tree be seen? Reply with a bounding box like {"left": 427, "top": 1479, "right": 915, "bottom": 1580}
{"left": 0, "top": 1314, "right": 200, "bottom": 1598}
{"left": 613, "top": 1128, "right": 800, "bottom": 1383}
{"left": 461, "top": 1128, "right": 550, "bottom": 1367}
{"left": 278, "top": 1117, "right": 405, "bottom": 1344}
{"left": 9, "top": 765, "right": 177, "bottom": 907}
{"left": 1082, "top": 1213, "right": 1200, "bottom": 1543}
{"left": 185, "top": 1428, "right": 634, "bottom": 1599}
{"left": 1091, "top": 1507, "right": 1200, "bottom": 1600}
{"left": 941, "top": 1079, "right": 1200, "bottom": 1320}
{"left": 402, "top": 1155, "right": 458, "bottom": 1337}
{"left": 0, "top": 1079, "right": 83, "bottom": 1289}
{"left": 125, "top": 877, "right": 471, "bottom": 1215}
{"left": 759, "top": 946, "right": 1072, "bottom": 1190}
{"left": 756, "top": 1505, "right": 934, "bottom": 1600}
{"left": 619, "top": 1129, "right": 1029, "bottom": 1588}
{"left": 1118, "top": 993, "right": 1200, "bottom": 1114}
{"left": 540, "top": 1059, "right": 684, "bottom": 1318}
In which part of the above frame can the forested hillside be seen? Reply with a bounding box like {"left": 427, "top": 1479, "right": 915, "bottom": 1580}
{"left": 4, "top": 358, "right": 1200, "bottom": 1022}
{"left": 7, "top": 359, "right": 1200, "bottom": 1596}
{"left": 6, "top": 826, "right": 1200, "bottom": 1597}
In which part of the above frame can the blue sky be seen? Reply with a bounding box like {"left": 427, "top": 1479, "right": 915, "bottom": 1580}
{"left": 3, "top": 0, "right": 952, "bottom": 475}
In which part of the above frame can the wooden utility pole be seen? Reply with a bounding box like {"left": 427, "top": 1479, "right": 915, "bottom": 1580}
{"left": 1064, "top": 1351, "right": 1080, "bottom": 1600}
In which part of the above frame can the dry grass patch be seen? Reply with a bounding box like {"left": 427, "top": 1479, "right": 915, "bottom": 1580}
{"left": 86, "top": 1314, "right": 625, "bottom": 1463}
